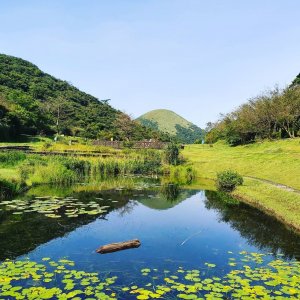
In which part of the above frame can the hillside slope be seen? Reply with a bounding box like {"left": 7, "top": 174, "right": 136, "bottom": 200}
{"left": 137, "top": 109, "right": 203, "bottom": 144}
{"left": 0, "top": 54, "right": 157, "bottom": 141}
{"left": 183, "top": 138, "right": 300, "bottom": 231}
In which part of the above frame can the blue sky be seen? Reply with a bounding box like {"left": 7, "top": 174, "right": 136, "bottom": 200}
{"left": 1, "top": 0, "right": 300, "bottom": 127}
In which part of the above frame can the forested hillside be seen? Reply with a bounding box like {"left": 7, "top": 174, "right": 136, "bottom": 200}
{"left": 205, "top": 82, "right": 300, "bottom": 146}
{"left": 0, "top": 54, "right": 165, "bottom": 141}
{"left": 137, "top": 109, "right": 204, "bottom": 144}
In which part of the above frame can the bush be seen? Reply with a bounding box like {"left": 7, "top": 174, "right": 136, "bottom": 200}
{"left": 216, "top": 170, "right": 243, "bottom": 192}
{"left": 164, "top": 143, "right": 180, "bottom": 165}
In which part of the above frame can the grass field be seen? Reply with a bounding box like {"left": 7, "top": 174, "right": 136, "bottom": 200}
{"left": 183, "top": 138, "right": 300, "bottom": 232}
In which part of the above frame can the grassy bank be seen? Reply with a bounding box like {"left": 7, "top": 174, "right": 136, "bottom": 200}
{"left": 0, "top": 150, "right": 162, "bottom": 184}
{"left": 183, "top": 138, "right": 300, "bottom": 231}
{"left": 0, "top": 144, "right": 196, "bottom": 198}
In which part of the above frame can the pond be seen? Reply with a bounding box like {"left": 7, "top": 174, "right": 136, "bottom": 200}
{"left": 0, "top": 177, "right": 300, "bottom": 299}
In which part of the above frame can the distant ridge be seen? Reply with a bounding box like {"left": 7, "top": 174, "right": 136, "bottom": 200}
{"left": 137, "top": 109, "right": 203, "bottom": 144}
{"left": 0, "top": 53, "right": 162, "bottom": 141}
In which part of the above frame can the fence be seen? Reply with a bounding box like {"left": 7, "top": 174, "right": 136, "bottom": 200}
{"left": 92, "top": 140, "right": 169, "bottom": 149}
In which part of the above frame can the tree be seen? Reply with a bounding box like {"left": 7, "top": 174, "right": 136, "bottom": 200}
{"left": 44, "top": 96, "right": 73, "bottom": 136}
{"left": 205, "top": 85, "right": 300, "bottom": 145}
{"left": 113, "top": 113, "right": 136, "bottom": 141}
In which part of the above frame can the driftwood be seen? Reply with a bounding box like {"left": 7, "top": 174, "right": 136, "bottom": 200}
{"left": 96, "top": 239, "right": 141, "bottom": 254}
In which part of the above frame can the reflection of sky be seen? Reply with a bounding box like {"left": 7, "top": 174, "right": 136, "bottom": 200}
{"left": 24, "top": 191, "right": 262, "bottom": 280}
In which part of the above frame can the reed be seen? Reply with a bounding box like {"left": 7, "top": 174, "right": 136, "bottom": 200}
{"left": 0, "top": 178, "right": 26, "bottom": 199}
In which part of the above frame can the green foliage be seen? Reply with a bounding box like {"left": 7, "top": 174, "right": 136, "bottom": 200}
{"left": 137, "top": 109, "right": 203, "bottom": 144}
{"left": 5, "top": 150, "right": 163, "bottom": 187}
{"left": 291, "top": 73, "right": 300, "bottom": 87}
{"left": 0, "top": 178, "right": 25, "bottom": 199}
{"left": 175, "top": 124, "right": 204, "bottom": 144}
{"left": 91, "top": 155, "right": 162, "bottom": 178}
{"left": 0, "top": 151, "right": 26, "bottom": 166}
{"left": 163, "top": 165, "right": 196, "bottom": 184}
{"left": 30, "top": 161, "right": 77, "bottom": 185}
{"left": 0, "top": 259, "right": 117, "bottom": 299}
{"left": 216, "top": 170, "right": 243, "bottom": 192}
{"left": 206, "top": 85, "right": 300, "bottom": 145}
{"left": 1, "top": 254, "right": 300, "bottom": 299}
{"left": 160, "top": 183, "right": 180, "bottom": 201}
{"left": 1, "top": 195, "right": 108, "bottom": 219}
{"left": 62, "top": 158, "right": 91, "bottom": 178}
{"left": 0, "top": 54, "right": 163, "bottom": 141}
{"left": 164, "top": 143, "right": 180, "bottom": 165}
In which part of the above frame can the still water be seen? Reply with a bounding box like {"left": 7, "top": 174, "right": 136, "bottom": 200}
{"left": 1, "top": 177, "right": 300, "bottom": 299}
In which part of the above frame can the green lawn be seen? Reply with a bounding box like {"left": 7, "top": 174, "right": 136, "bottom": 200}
{"left": 183, "top": 139, "right": 300, "bottom": 189}
{"left": 183, "top": 139, "right": 300, "bottom": 231}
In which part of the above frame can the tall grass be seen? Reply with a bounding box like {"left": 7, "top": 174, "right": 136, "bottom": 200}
{"left": 91, "top": 156, "right": 162, "bottom": 179}
{"left": 0, "top": 178, "right": 26, "bottom": 199}
{"left": 162, "top": 165, "right": 197, "bottom": 184}
{"left": 0, "top": 147, "right": 193, "bottom": 190}
{"left": 0, "top": 151, "right": 26, "bottom": 166}
{"left": 16, "top": 151, "right": 162, "bottom": 186}
{"left": 29, "top": 161, "right": 77, "bottom": 185}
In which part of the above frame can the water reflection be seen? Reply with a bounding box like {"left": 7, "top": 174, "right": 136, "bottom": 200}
{"left": 1, "top": 180, "right": 300, "bottom": 264}
{"left": 205, "top": 190, "right": 300, "bottom": 260}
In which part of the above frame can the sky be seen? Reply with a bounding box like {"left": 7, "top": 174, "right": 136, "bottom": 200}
{"left": 1, "top": 0, "right": 300, "bottom": 128}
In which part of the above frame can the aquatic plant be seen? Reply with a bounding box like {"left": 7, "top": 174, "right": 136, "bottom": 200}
{"left": 0, "top": 258, "right": 117, "bottom": 299}
{"left": 0, "top": 252, "right": 299, "bottom": 299}
{"left": 0, "top": 196, "right": 109, "bottom": 219}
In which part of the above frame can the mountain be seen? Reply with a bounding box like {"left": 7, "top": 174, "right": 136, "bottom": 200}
{"left": 137, "top": 109, "right": 203, "bottom": 144}
{"left": 0, "top": 54, "right": 160, "bottom": 141}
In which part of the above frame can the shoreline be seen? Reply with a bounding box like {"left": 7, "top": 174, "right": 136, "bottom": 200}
{"left": 193, "top": 175, "right": 300, "bottom": 234}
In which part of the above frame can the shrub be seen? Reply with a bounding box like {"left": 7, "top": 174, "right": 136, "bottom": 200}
{"left": 164, "top": 143, "right": 180, "bottom": 165}
{"left": 216, "top": 170, "right": 243, "bottom": 192}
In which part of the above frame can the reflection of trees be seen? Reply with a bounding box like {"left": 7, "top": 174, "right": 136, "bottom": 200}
{"left": 205, "top": 191, "right": 300, "bottom": 260}
{"left": 0, "top": 189, "right": 147, "bottom": 261}
{"left": 160, "top": 183, "right": 180, "bottom": 202}
{"left": 117, "top": 200, "right": 139, "bottom": 217}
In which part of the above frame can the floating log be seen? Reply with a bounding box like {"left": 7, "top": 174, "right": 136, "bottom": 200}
{"left": 96, "top": 239, "right": 141, "bottom": 254}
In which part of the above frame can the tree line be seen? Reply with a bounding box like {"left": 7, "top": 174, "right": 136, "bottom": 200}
{"left": 205, "top": 78, "right": 300, "bottom": 146}
{"left": 0, "top": 54, "right": 171, "bottom": 142}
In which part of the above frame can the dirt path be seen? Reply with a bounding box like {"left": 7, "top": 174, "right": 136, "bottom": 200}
{"left": 245, "top": 176, "right": 300, "bottom": 195}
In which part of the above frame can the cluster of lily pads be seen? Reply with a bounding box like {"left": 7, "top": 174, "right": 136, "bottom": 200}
{"left": 130, "top": 252, "right": 300, "bottom": 299}
{"left": 0, "top": 196, "right": 110, "bottom": 219}
{"left": 0, "top": 258, "right": 117, "bottom": 299}
{"left": 0, "top": 251, "right": 299, "bottom": 299}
